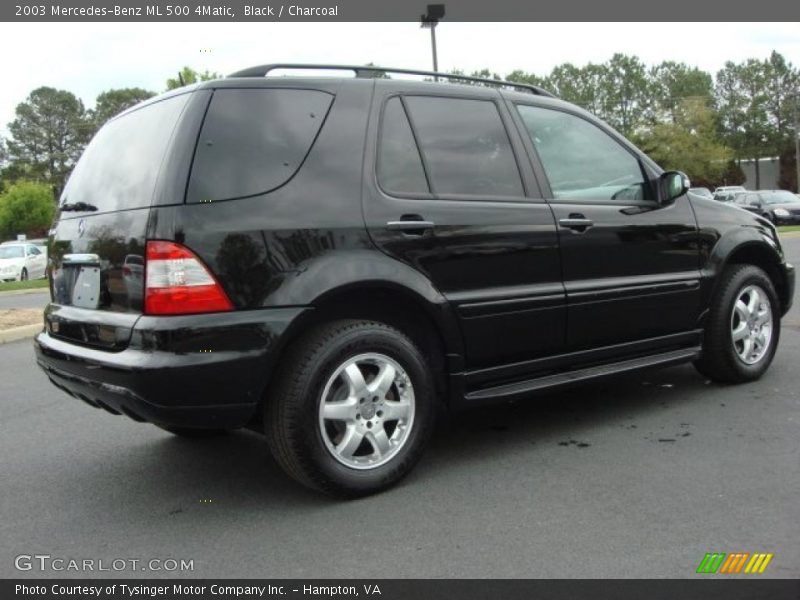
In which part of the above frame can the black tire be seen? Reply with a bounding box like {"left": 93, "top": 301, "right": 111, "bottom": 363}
{"left": 694, "top": 264, "right": 780, "bottom": 383}
{"left": 157, "top": 426, "right": 228, "bottom": 438}
{"left": 20, "top": 268, "right": 28, "bottom": 281}
{"left": 265, "top": 319, "right": 436, "bottom": 497}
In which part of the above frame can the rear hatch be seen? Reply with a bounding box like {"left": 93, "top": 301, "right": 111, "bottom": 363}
{"left": 46, "top": 90, "right": 198, "bottom": 350}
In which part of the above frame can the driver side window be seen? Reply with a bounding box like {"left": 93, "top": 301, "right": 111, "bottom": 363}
{"left": 516, "top": 105, "right": 650, "bottom": 202}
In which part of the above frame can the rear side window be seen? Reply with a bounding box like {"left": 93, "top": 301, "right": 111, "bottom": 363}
{"left": 61, "top": 93, "right": 190, "bottom": 213}
{"left": 377, "top": 98, "right": 429, "bottom": 195}
{"left": 403, "top": 96, "right": 523, "bottom": 198}
{"left": 187, "top": 88, "right": 333, "bottom": 203}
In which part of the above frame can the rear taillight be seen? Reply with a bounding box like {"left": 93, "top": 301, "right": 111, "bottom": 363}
{"left": 144, "top": 241, "right": 233, "bottom": 315}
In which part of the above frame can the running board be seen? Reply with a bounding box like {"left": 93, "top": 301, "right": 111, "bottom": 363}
{"left": 464, "top": 347, "right": 701, "bottom": 402}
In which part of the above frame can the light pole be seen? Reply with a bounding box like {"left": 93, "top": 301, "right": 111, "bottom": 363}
{"left": 420, "top": 4, "right": 445, "bottom": 80}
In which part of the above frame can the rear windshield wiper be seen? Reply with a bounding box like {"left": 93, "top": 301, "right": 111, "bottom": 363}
{"left": 60, "top": 202, "right": 98, "bottom": 212}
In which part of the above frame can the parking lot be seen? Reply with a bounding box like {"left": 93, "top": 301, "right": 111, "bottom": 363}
{"left": 1, "top": 237, "right": 798, "bottom": 579}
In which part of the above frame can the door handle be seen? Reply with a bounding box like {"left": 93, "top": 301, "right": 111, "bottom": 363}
{"left": 559, "top": 215, "right": 594, "bottom": 233}
{"left": 386, "top": 218, "right": 435, "bottom": 235}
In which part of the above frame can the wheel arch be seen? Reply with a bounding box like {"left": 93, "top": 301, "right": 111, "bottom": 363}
{"left": 705, "top": 232, "right": 790, "bottom": 315}
{"left": 252, "top": 253, "right": 466, "bottom": 423}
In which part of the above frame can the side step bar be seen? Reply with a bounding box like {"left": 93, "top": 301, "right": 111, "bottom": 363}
{"left": 464, "top": 347, "right": 701, "bottom": 402}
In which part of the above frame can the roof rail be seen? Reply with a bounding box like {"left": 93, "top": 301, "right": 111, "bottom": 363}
{"left": 227, "top": 64, "right": 556, "bottom": 98}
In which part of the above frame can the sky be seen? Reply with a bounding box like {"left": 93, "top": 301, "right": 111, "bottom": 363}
{"left": 0, "top": 22, "right": 798, "bottom": 137}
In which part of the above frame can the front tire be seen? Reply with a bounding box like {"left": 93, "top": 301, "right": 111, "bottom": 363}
{"left": 266, "top": 319, "right": 436, "bottom": 497}
{"left": 694, "top": 264, "right": 780, "bottom": 383}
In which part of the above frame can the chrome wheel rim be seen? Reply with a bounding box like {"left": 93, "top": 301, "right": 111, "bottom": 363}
{"left": 731, "top": 284, "right": 773, "bottom": 365}
{"left": 318, "top": 353, "right": 415, "bottom": 470}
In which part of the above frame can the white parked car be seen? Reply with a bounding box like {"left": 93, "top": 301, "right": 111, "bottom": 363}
{"left": 0, "top": 243, "right": 47, "bottom": 282}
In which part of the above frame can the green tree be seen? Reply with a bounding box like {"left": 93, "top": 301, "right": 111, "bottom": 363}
{"left": 166, "top": 66, "right": 221, "bottom": 90}
{"left": 505, "top": 69, "right": 548, "bottom": 88}
{"left": 0, "top": 180, "right": 55, "bottom": 238}
{"left": 637, "top": 98, "right": 732, "bottom": 186}
{"left": 5, "top": 87, "right": 90, "bottom": 197}
{"left": 91, "top": 87, "right": 156, "bottom": 130}
{"left": 763, "top": 51, "right": 799, "bottom": 150}
{"left": 649, "top": 61, "right": 713, "bottom": 123}
{"left": 598, "top": 53, "right": 652, "bottom": 137}
{"left": 543, "top": 63, "right": 605, "bottom": 115}
{"left": 715, "top": 59, "right": 772, "bottom": 188}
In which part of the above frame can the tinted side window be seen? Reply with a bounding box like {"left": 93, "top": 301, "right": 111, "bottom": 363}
{"left": 61, "top": 93, "right": 190, "bottom": 213}
{"left": 188, "top": 89, "right": 333, "bottom": 203}
{"left": 403, "top": 96, "right": 523, "bottom": 197}
{"left": 517, "top": 105, "right": 649, "bottom": 202}
{"left": 377, "top": 98, "right": 429, "bottom": 195}
{"left": 28, "top": 246, "right": 41, "bottom": 255}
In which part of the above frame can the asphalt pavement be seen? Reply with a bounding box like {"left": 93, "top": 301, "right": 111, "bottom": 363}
{"left": 0, "top": 239, "right": 798, "bottom": 579}
{"left": 0, "top": 289, "right": 49, "bottom": 310}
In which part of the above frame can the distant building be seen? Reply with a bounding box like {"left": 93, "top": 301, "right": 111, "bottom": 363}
{"left": 739, "top": 157, "right": 780, "bottom": 190}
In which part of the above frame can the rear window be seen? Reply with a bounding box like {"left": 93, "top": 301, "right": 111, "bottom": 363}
{"left": 60, "top": 93, "right": 190, "bottom": 214}
{"left": 187, "top": 88, "right": 333, "bottom": 203}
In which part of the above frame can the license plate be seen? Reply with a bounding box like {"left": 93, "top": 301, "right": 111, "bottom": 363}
{"left": 71, "top": 266, "right": 101, "bottom": 309}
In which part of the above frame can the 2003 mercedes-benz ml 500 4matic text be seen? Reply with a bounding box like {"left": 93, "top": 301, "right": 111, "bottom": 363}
{"left": 35, "top": 65, "right": 795, "bottom": 496}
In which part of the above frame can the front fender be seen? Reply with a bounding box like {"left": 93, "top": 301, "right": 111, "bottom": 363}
{"left": 698, "top": 225, "right": 788, "bottom": 320}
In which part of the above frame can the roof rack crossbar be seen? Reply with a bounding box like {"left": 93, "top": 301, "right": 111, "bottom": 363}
{"left": 227, "top": 64, "right": 556, "bottom": 97}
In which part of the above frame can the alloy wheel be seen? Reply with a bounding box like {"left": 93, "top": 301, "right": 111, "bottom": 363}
{"left": 318, "top": 353, "right": 415, "bottom": 470}
{"left": 730, "top": 284, "right": 773, "bottom": 365}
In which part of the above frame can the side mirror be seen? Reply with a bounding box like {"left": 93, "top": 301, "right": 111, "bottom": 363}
{"left": 659, "top": 171, "right": 690, "bottom": 204}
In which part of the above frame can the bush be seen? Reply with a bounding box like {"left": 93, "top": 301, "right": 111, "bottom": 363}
{"left": 0, "top": 180, "right": 55, "bottom": 240}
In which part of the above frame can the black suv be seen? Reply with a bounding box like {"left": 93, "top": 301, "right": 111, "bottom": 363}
{"left": 35, "top": 65, "right": 795, "bottom": 496}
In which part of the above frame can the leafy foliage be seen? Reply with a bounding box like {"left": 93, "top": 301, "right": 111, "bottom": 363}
{"left": 0, "top": 180, "right": 55, "bottom": 239}
{"left": 636, "top": 99, "right": 732, "bottom": 185}
{"left": 91, "top": 88, "right": 156, "bottom": 130}
{"left": 166, "top": 66, "right": 222, "bottom": 90}
{"left": 4, "top": 87, "right": 90, "bottom": 197}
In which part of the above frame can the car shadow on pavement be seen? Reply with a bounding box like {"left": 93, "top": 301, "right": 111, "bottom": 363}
{"left": 52, "top": 363, "right": 718, "bottom": 521}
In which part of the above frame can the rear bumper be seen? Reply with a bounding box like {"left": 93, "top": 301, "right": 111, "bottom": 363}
{"left": 34, "top": 307, "right": 309, "bottom": 429}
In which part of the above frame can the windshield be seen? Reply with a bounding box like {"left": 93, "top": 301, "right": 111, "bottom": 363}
{"left": 762, "top": 191, "right": 798, "bottom": 205}
{"left": 0, "top": 246, "right": 24, "bottom": 259}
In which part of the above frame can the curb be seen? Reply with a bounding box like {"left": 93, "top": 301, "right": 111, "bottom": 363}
{"left": 0, "top": 287, "right": 49, "bottom": 297}
{"left": 778, "top": 231, "right": 800, "bottom": 239}
{"left": 0, "top": 323, "right": 42, "bottom": 344}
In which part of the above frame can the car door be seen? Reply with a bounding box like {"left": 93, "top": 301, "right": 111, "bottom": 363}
{"left": 363, "top": 84, "right": 565, "bottom": 372}
{"left": 26, "top": 245, "right": 45, "bottom": 278}
{"left": 510, "top": 101, "right": 702, "bottom": 353}
{"left": 739, "top": 192, "right": 763, "bottom": 215}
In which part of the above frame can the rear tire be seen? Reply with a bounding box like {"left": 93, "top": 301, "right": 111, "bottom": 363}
{"left": 694, "top": 264, "right": 780, "bottom": 383}
{"left": 266, "top": 319, "right": 436, "bottom": 497}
